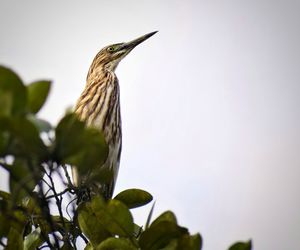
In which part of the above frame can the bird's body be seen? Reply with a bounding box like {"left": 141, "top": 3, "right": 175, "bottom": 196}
{"left": 73, "top": 65, "right": 122, "bottom": 198}
{"left": 72, "top": 31, "right": 157, "bottom": 199}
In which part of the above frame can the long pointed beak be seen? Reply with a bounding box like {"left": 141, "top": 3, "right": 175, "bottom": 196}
{"left": 121, "top": 31, "right": 158, "bottom": 50}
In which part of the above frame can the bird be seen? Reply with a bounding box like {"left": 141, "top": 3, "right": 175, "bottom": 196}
{"left": 72, "top": 31, "right": 157, "bottom": 200}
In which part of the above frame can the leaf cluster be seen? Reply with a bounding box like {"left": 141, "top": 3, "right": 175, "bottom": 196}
{"left": 0, "top": 66, "right": 252, "bottom": 249}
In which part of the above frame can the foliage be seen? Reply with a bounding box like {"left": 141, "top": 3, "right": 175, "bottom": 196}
{"left": 0, "top": 65, "right": 252, "bottom": 249}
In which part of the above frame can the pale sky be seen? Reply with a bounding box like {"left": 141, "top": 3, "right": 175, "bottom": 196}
{"left": 1, "top": 1, "right": 300, "bottom": 249}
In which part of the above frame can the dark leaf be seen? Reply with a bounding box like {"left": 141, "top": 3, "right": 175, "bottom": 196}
{"left": 35, "top": 215, "right": 72, "bottom": 236}
{"left": 5, "top": 210, "right": 27, "bottom": 249}
{"left": 151, "top": 211, "right": 177, "bottom": 228}
{"left": 55, "top": 113, "right": 85, "bottom": 159}
{"left": 9, "top": 159, "right": 38, "bottom": 203}
{"left": 6, "top": 227, "right": 23, "bottom": 250}
{"left": 229, "top": 240, "right": 252, "bottom": 250}
{"left": 51, "top": 215, "right": 73, "bottom": 232}
{"left": 91, "top": 196, "right": 134, "bottom": 237}
{"left": 84, "top": 243, "right": 94, "bottom": 250}
{"left": 67, "top": 128, "right": 108, "bottom": 175}
{"left": 88, "top": 167, "right": 114, "bottom": 184}
{"left": 0, "top": 117, "right": 48, "bottom": 160}
{"left": 133, "top": 223, "right": 143, "bottom": 238}
{"left": 0, "top": 65, "right": 26, "bottom": 116}
{"left": 78, "top": 202, "right": 111, "bottom": 247}
{"left": 177, "top": 233, "right": 202, "bottom": 250}
{"left": 0, "top": 213, "right": 10, "bottom": 238}
{"left": 114, "top": 188, "right": 153, "bottom": 209}
{"left": 28, "top": 115, "right": 52, "bottom": 133}
{"left": 0, "top": 90, "right": 13, "bottom": 117}
{"left": 139, "top": 221, "right": 182, "bottom": 250}
{"left": 54, "top": 113, "right": 108, "bottom": 175}
{"left": 160, "top": 239, "right": 178, "bottom": 250}
{"left": 0, "top": 117, "right": 11, "bottom": 157}
{"left": 0, "top": 129, "right": 9, "bottom": 156}
{"left": 27, "top": 80, "right": 51, "bottom": 113}
{"left": 21, "top": 193, "right": 42, "bottom": 215}
{"left": 0, "top": 191, "right": 11, "bottom": 237}
{"left": 96, "top": 237, "right": 137, "bottom": 250}
{"left": 60, "top": 242, "right": 74, "bottom": 250}
{"left": 23, "top": 227, "right": 43, "bottom": 250}
{"left": 0, "top": 190, "right": 11, "bottom": 201}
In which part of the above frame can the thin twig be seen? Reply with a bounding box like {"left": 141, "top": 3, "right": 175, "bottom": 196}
{"left": 62, "top": 164, "right": 73, "bottom": 187}
{"left": 66, "top": 197, "right": 77, "bottom": 220}
{"left": 0, "top": 239, "right": 6, "bottom": 247}
{"left": 31, "top": 161, "right": 59, "bottom": 249}
{"left": 46, "top": 169, "right": 65, "bottom": 227}
{"left": 79, "top": 233, "right": 89, "bottom": 244}
{"left": 1, "top": 160, "right": 56, "bottom": 248}
{"left": 45, "top": 187, "right": 71, "bottom": 200}
{"left": 46, "top": 162, "right": 77, "bottom": 248}
{"left": 42, "top": 175, "right": 52, "bottom": 189}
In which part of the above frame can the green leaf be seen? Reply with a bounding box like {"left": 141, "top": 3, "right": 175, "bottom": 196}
{"left": 91, "top": 196, "right": 134, "bottom": 237}
{"left": 0, "top": 190, "right": 11, "bottom": 201}
{"left": 28, "top": 115, "right": 52, "bottom": 133}
{"left": 0, "top": 213, "right": 10, "bottom": 238}
{"left": 78, "top": 202, "right": 111, "bottom": 247}
{"left": 160, "top": 239, "right": 178, "bottom": 250}
{"left": 133, "top": 223, "right": 143, "bottom": 238}
{"left": 5, "top": 210, "right": 27, "bottom": 249}
{"left": 0, "top": 65, "right": 27, "bottom": 116}
{"left": 139, "top": 221, "right": 183, "bottom": 250}
{"left": 24, "top": 227, "right": 43, "bottom": 250}
{"left": 54, "top": 113, "right": 108, "bottom": 175}
{"left": 0, "top": 130, "right": 9, "bottom": 156}
{"left": 151, "top": 211, "right": 177, "bottom": 228}
{"left": 6, "top": 227, "right": 23, "bottom": 250}
{"left": 60, "top": 242, "right": 74, "bottom": 250}
{"left": 0, "top": 90, "right": 13, "bottom": 117}
{"left": 114, "top": 188, "right": 153, "bottom": 209}
{"left": 55, "top": 113, "right": 85, "bottom": 159}
{"left": 21, "top": 193, "right": 41, "bottom": 215}
{"left": 68, "top": 128, "right": 108, "bottom": 175}
{"left": 96, "top": 237, "right": 138, "bottom": 250}
{"left": 84, "top": 243, "right": 94, "bottom": 250}
{"left": 0, "top": 117, "right": 48, "bottom": 160}
{"left": 88, "top": 167, "right": 114, "bottom": 184}
{"left": 229, "top": 240, "right": 252, "bottom": 250}
{"left": 0, "top": 191, "right": 12, "bottom": 238}
{"left": 0, "top": 117, "right": 11, "bottom": 157}
{"left": 27, "top": 80, "right": 51, "bottom": 113}
{"left": 35, "top": 215, "right": 72, "bottom": 236}
{"left": 51, "top": 215, "right": 73, "bottom": 232}
{"left": 9, "top": 159, "right": 38, "bottom": 203}
{"left": 177, "top": 233, "right": 202, "bottom": 250}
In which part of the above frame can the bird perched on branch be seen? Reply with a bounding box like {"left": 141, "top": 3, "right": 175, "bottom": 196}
{"left": 72, "top": 31, "right": 157, "bottom": 200}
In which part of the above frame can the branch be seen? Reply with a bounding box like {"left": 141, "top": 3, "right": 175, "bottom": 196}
{"left": 0, "top": 239, "right": 6, "bottom": 247}
{"left": 45, "top": 187, "right": 72, "bottom": 200}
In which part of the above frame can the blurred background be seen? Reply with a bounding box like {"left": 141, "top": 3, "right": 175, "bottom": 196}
{"left": 1, "top": 1, "right": 300, "bottom": 249}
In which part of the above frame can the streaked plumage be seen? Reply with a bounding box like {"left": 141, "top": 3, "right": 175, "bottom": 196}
{"left": 72, "top": 31, "right": 157, "bottom": 199}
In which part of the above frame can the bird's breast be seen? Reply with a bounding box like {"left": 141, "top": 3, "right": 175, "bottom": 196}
{"left": 75, "top": 71, "right": 122, "bottom": 146}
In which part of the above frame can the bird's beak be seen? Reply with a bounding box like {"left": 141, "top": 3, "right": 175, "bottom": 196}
{"left": 121, "top": 31, "right": 158, "bottom": 51}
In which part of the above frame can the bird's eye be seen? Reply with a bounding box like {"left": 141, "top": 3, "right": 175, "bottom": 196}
{"left": 107, "top": 46, "right": 115, "bottom": 52}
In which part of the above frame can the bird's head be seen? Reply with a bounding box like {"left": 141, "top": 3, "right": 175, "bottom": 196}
{"left": 90, "top": 31, "right": 157, "bottom": 72}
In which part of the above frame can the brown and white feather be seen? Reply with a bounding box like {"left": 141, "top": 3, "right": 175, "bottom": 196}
{"left": 72, "top": 59, "right": 122, "bottom": 199}
{"left": 71, "top": 31, "right": 156, "bottom": 199}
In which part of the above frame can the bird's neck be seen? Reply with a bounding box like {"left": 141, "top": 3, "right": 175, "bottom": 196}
{"left": 104, "top": 60, "right": 119, "bottom": 72}
{"left": 86, "top": 66, "right": 117, "bottom": 86}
